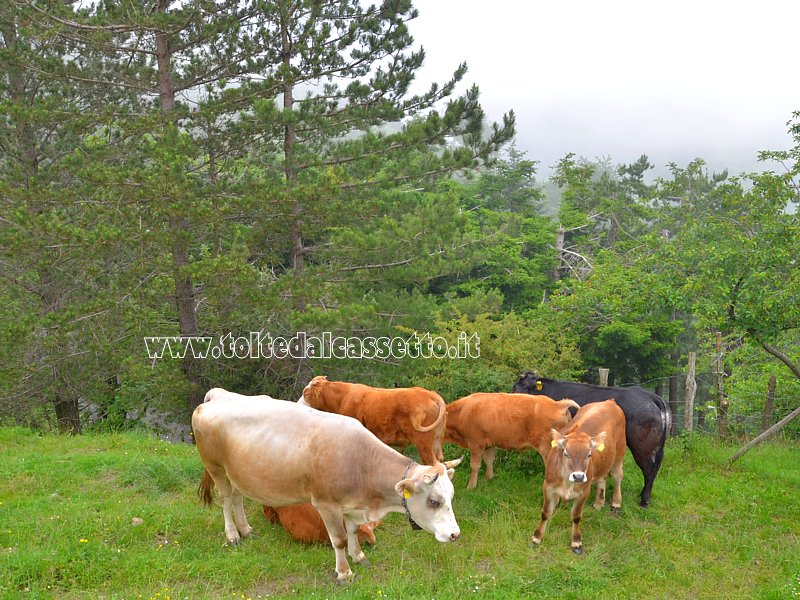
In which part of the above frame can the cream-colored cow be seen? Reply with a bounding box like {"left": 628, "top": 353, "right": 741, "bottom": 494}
{"left": 193, "top": 388, "right": 462, "bottom": 583}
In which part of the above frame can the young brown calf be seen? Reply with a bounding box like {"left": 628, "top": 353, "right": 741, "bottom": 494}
{"left": 531, "top": 399, "right": 626, "bottom": 554}
{"left": 262, "top": 504, "right": 380, "bottom": 545}
{"left": 444, "top": 393, "right": 580, "bottom": 489}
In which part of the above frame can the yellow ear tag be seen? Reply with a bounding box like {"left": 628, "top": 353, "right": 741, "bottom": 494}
{"left": 403, "top": 489, "right": 411, "bottom": 499}
{"left": 596, "top": 443, "right": 605, "bottom": 452}
{"left": 536, "top": 381, "right": 543, "bottom": 391}
{"left": 551, "top": 439, "right": 559, "bottom": 448}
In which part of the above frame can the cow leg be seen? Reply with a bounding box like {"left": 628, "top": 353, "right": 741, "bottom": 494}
{"left": 467, "top": 445, "right": 484, "bottom": 489}
{"left": 315, "top": 504, "right": 353, "bottom": 583}
{"left": 531, "top": 487, "right": 558, "bottom": 546}
{"left": 592, "top": 479, "right": 606, "bottom": 510}
{"left": 344, "top": 517, "right": 368, "bottom": 565}
{"left": 417, "top": 440, "right": 437, "bottom": 466}
{"left": 629, "top": 446, "right": 657, "bottom": 508}
{"left": 628, "top": 428, "right": 664, "bottom": 508}
{"left": 570, "top": 491, "right": 590, "bottom": 554}
{"left": 610, "top": 458, "right": 624, "bottom": 513}
{"left": 434, "top": 432, "right": 445, "bottom": 463}
{"left": 483, "top": 447, "right": 497, "bottom": 481}
{"left": 639, "top": 444, "right": 664, "bottom": 508}
{"left": 205, "top": 467, "right": 242, "bottom": 544}
{"left": 231, "top": 487, "right": 254, "bottom": 538}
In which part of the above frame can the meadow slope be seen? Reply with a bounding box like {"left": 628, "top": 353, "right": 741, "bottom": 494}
{"left": 0, "top": 428, "right": 798, "bottom": 599}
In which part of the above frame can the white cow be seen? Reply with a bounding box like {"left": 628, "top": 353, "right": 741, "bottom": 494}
{"left": 192, "top": 388, "right": 463, "bottom": 583}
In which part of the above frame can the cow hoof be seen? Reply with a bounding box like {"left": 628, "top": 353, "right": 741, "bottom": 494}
{"left": 639, "top": 499, "right": 650, "bottom": 509}
{"left": 611, "top": 506, "right": 620, "bottom": 516}
{"left": 353, "top": 554, "right": 369, "bottom": 566}
{"left": 571, "top": 546, "right": 583, "bottom": 555}
{"left": 529, "top": 538, "right": 542, "bottom": 549}
{"left": 334, "top": 571, "right": 355, "bottom": 585}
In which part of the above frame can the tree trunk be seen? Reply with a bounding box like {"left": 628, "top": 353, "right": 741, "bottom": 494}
{"left": 4, "top": 20, "right": 82, "bottom": 430}
{"left": 156, "top": 2, "right": 203, "bottom": 412}
{"left": 54, "top": 384, "right": 82, "bottom": 434}
{"left": 715, "top": 331, "right": 729, "bottom": 436}
{"left": 729, "top": 404, "right": 800, "bottom": 463}
{"left": 281, "top": 10, "right": 301, "bottom": 270}
{"left": 208, "top": 126, "right": 222, "bottom": 257}
{"left": 41, "top": 271, "right": 82, "bottom": 434}
{"left": 543, "top": 226, "right": 565, "bottom": 303}
{"left": 762, "top": 374, "right": 776, "bottom": 433}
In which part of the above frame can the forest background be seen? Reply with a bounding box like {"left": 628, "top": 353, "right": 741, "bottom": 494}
{"left": 1, "top": 0, "right": 798, "bottom": 441}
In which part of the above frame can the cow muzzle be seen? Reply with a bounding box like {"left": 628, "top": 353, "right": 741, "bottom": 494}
{"left": 569, "top": 471, "right": 586, "bottom": 483}
{"left": 435, "top": 529, "right": 461, "bottom": 543}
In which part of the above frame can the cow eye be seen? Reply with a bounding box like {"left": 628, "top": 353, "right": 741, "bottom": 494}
{"left": 428, "top": 498, "right": 441, "bottom": 509}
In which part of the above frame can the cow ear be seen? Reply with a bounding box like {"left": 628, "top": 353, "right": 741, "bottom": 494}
{"left": 395, "top": 479, "right": 416, "bottom": 498}
{"left": 592, "top": 432, "right": 607, "bottom": 453}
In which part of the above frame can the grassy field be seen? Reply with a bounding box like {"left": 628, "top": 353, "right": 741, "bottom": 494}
{"left": 0, "top": 427, "right": 798, "bottom": 599}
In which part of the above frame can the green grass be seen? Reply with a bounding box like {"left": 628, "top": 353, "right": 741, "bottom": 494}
{"left": 0, "top": 427, "right": 798, "bottom": 599}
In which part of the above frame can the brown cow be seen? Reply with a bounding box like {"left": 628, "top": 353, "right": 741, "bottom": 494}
{"left": 262, "top": 504, "right": 380, "bottom": 545}
{"left": 444, "top": 393, "right": 580, "bottom": 489}
{"left": 531, "top": 398, "right": 626, "bottom": 554}
{"left": 299, "top": 375, "right": 446, "bottom": 465}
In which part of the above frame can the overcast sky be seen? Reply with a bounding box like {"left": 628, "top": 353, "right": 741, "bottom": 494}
{"left": 408, "top": 1, "right": 800, "bottom": 179}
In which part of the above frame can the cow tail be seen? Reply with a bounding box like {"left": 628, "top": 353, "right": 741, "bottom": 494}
{"left": 414, "top": 393, "right": 447, "bottom": 433}
{"left": 558, "top": 398, "right": 581, "bottom": 413}
{"left": 198, "top": 468, "right": 215, "bottom": 506}
{"left": 647, "top": 392, "right": 670, "bottom": 477}
{"left": 656, "top": 392, "right": 670, "bottom": 454}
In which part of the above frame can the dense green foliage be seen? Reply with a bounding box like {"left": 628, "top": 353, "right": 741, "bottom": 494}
{"left": 1, "top": 1, "right": 799, "bottom": 437}
{"left": 1, "top": 428, "right": 798, "bottom": 598}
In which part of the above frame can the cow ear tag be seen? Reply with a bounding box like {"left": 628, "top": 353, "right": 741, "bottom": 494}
{"left": 536, "top": 381, "right": 543, "bottom": 391}
{"left": 596, "top": 443, "right": 605, "bottom": 452}
{"left": 551, "top": 439, "right": 559, "bottom": 448}
{"left": 403, "top": 488, "right": 412, "bottom": 499}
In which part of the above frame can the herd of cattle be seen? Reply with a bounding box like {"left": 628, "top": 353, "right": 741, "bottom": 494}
{"left": 191, "top": 372, "right": 670, "bottom": 582}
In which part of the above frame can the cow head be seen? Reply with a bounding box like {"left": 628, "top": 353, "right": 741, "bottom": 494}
{"left": 513, "top": 371, "right": 543, "bottom": 394}
{"left": 395, "top": 457, "right": 463, "bottom": 543}
{"left": 550, "top": 429, "right": 606, "bottom": 483}
{"left": 302, "top": 375, "right": 328, "bottom": 408}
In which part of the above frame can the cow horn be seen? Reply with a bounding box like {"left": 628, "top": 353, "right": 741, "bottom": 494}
{"left": 443, "top": 456, "right": 464, "bottom": 470}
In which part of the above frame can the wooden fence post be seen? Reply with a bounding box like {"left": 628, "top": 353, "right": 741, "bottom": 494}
{"left": 762, "top": 374, "right": 776, "bottom": 432}
{"left": 598, "top": 368, "right": 609, "bottom": 387}
{"left": 684, "top": 352, "right": 697, "bottom": 432}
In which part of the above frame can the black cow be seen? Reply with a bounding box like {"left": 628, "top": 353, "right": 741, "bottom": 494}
{"left": 513, "top": 371, "right": 670, "bottom": 508}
